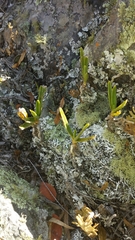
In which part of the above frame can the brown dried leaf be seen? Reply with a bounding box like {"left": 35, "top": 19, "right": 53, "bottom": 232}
{"left": 69, "top": 88, "right": 80, "bottom": 98}
{"left": 98, "top": 225, "right": 106, "bottom": 240}
{"left": 63, "top": 210, "right": 71, "bottom": 240}
{"left": 99, "top": 181, "right": 109, "bottom": 192}
{"left": 27, "top": 91, "right": 34, "bottom": 104}
{"left": 123, "top": 218, "right": 134, "bottom": 229}
{"left": 54, "top": 97, "right": 65, "bottom": 125}
{"left": 12, "top": 50, "right": 26, "bottom": 68}
{"left": 59, "top": 97, "right": 65, "bottom": 108}
{"left": 49, "top": 217, "right": 74, "bottom": 229}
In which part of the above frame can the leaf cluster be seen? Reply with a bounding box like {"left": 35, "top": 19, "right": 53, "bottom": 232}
{"left": 59, "top": 107, "right": 94, "bottom": 154}
{"left": 108, "top": 81, "right": 127, "bottom": 117}
{"left": 18, "top": 85, "right": 47, "bottom": 130}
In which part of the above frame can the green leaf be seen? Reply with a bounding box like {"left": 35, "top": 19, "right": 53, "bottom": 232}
{"left": 80, "top": 47, "right": 89, "bottom": 86}
{"left": 35, "top": 99, "right": 41, "bottom": 116}
{"left": 76, "top": 135, "right": 95, "bottom": 142}
{"left": 112, "top": 85, "right": 117, "bottom": 110}
{"left": 108, "top": 81, "right": 112, "bottom": 110}
{"left": 74, "top": 123, "right": 90, "bottom": 141}
{"left": 25, "top": 116, "right": 39, "bottom": 123}
{"left": 19, "top": 122, "right": 34, "bottom": 130}
{"left": 59, "top": 107, "right": 73, "bottom": 138}
{"left": 73, "top": 129, "right": 77, "bottom": 139}
{"left": 38, "top": 85, "right": 47, "bottom": 103}
{"left": 111, "top": 99, "right": 128, "bottom": 113}
{"left": 30, "top": 109, "right": 38, "bottom": 118}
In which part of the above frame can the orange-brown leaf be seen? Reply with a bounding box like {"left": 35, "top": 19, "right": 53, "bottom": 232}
{"left": 40, "top": 182, "right": 57, "bottom": 202}
{"left": 49, "top": 214, "right": 62, "bottom": 240}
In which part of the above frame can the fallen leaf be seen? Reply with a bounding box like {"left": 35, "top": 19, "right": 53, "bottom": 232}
{"left": 27, "top": 91, "right": 34, "bottom": 104}
{"left": 69, "top": 88, "right": 80, "bottom": 98}
{"left": 40, "top": 182, "right": 57, "bottom": 202}
{"left": 123, "top": 218, "right": 134, "bottom": 229}
{"left": 49, "top": 217, "right": 74, "bottom": 229}
{"left": 99, "top": 182, "right": 109, "bottom": 192}
{"left": 12, "top": 50, "right": 26, "bottom": 68}
{"left": 54, "top": 97, "right": 65, "bottom": 125}
{"left": 49, "top": 214, "right": 62, "bottom": 240}
{"left": 98, "top": 225, "right": 106, "bottom": 240}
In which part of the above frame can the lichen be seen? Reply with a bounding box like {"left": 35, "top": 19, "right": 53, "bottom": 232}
{"left": 0, "top": 168, "right": 39, "bottom": 210}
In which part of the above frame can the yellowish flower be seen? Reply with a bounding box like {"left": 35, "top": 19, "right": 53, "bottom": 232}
{"left": 17, "top": 108, "right": 28, "bottom": 120}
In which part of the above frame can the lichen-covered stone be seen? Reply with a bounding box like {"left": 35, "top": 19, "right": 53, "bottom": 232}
{"left": 0, "top": 168, "right": 39, "bottom": 210}
{"left": 0, "top": 168, "right": 49, "bottom": 240}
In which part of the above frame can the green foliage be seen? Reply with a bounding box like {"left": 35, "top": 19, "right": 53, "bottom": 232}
{"left": 107, "top": 81, "right": 127, "bottom": 117}
{"left": 59, "top": 107, "right": 94, "bottom": 154}
{"left": 18, "top": 85, "right": 47, "bottom": 130}
{"left": 80, "top": 47, "right": 89, "bottom": 86}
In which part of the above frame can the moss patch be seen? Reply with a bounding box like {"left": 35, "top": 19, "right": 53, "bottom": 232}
{"left": 111, "top": 153, "right": 135, "bottom": 187}
{"left": 75, "top": 103, "right": 100, "bottom": 128}
{"left": 103, "top": 129, "right": 135, "bottom": 187}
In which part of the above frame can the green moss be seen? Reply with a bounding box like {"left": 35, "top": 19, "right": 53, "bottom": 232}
{"left": 75, "top": 103, "right": 100, "bottom": 128}
{"left": 0, "top": 168, "right": 39, "bottom": 210}
{"left": 118, "top": 0, "right": 135, "bottom": 51}
{"left": 103, "top": 129, "right": 126, "bottom": 155}
{"left": 111, "top": 154, "right": 135, "bottom": 187}
{"left": 103, "top": 129, "right": 135, "bottom": 187}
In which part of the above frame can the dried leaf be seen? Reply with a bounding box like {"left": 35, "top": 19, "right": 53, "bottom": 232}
{"left": 49, "top": 214, "right": 62, "bottom": 240}
{"left": 69, "top": 88, "right": 80, "bottom": 98}
{"left": 12, "top": 50, "right": 26, "bottom": 68}
{"left": 40, "top": 182, "right": 57, "bottom": 202}
{"left": 99, "top": 182, "right": 109, "bottom": 192}
{"left": 54, "top": 97, "right": 65, "bottom": 125}
{"left": 49, "top": 217, "right": 74, "bottom": 229}
{"left": 63, "top": 210, "right": 71, "bottom": 240}
{"left": 27, "top": 91, "right": 34, "bottom": 104}
{"left": 123, "top": 218, "right": 134, "bottom": 229}
{"left": 98, "top": 225, "right": 106, "bottom": 240}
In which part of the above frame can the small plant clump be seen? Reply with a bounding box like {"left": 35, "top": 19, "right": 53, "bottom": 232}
{"left": 59, "top": 107, "right": 94, "bottom": 155}
{"left": 107, "top": 81, "right": 127, "bottom": 117}
{"left": 17, "top": 85, "right": 47, "bottom": 130}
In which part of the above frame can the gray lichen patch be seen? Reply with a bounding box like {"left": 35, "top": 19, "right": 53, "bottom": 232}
{"left": 0, "top": 168, "right": 39, "bottom": 210}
